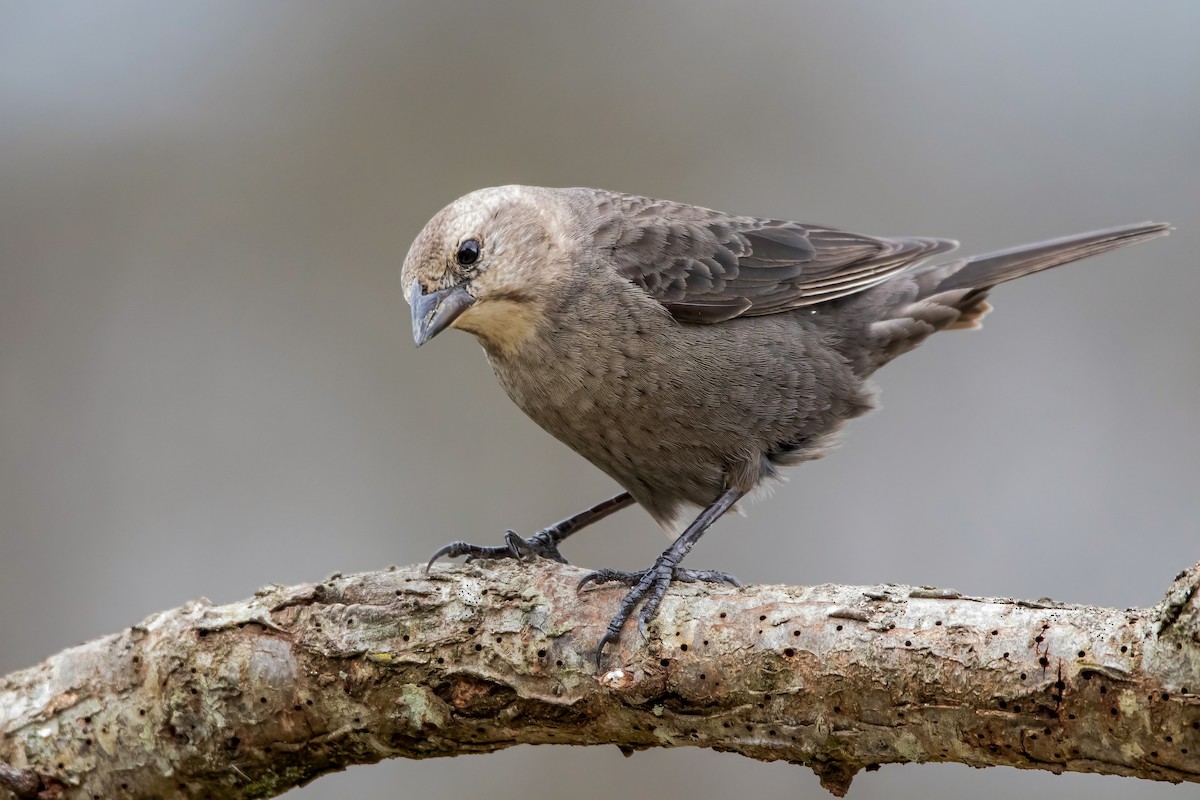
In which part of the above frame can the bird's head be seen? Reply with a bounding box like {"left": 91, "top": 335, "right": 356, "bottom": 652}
{"left": 402, "top": 185, "right": 579, "bottom": 355}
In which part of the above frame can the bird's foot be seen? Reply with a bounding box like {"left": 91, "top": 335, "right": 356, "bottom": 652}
{"left": 579, "top": 562, "right": 739, "bottom": 665}
{"left": 426, "top": 529, "right": 569, "bottom": 572}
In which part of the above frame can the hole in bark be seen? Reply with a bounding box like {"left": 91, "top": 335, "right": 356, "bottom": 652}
{"left": 1035, "top": 635, "right": 1044, "bottom": 643}
{"left": 1110, "top": 708, "right": 1118, "bottom": 716}
{"left": 467, "top": 627, "right": 475, "bottom": 635}
{"left": 556, "top": 660, "right": 563, "bottom": 667}
{"left": 138, "top": 709, "right": 146, "bottom": 716}
{"left": 1068, "top": 714, "right": 1076, "bottom": 720}
{"left": 436, "top": 657, "right": 444, "bottom": 664}
{"left": 1162, "top": 693, "right": 1170, "bottom": 701}
{"left": 935, "top": 621, "right": 942, "bottom": 626}
{"left": 1039, "top": 656, "right": 1049, "bottom": 667}
{"left": 793, "top": 630, "right": 801, "bottom": 636}
{"left": 680, "top": 644, "right": 688, "bottom": 651}
{"left": 1099, "top": 686, "right": 1107, "bottom": 695}
{"left": 1020, "top": 673, "right": 1027, "bottom": 680}
{"left": 991, "top": 630, "right": 998, "bottom": 636}
{"left": 660, "top": 659, "right": 671, "bottom": 667}
{"left": 1012, "top": 705, "right": 1021, "bottom": 713}
{"left": 836, "top": 625, "right": 843, "bottom": 631}
{"left": 537, "top": 649, "right": 547, "bottom": 658}
{"left": 1077, "top": 650, "right": 1085, "bottom": 658}
{"left": 402, "top": 635, "right": 410, "bottom": 642}
{"left": 719, "top": 612, "right": 727, "bottom": 618}
{"left": 1151, "top": 751, "right": 1159, "bottom": 757}
{"left": 1081, "top": 671, "right": 1094, "bottom": 680}
{"left": 1166, "top": 735, "right": 1173, "bottom": 742}
{"left": 229, "top": 736, "right": 240, "bottom": 749}
{"left": 998, "top": 699, "right": 1008, "bottom": 709}
{"left": 1055, "top": 680, "right": 1065, "bottom": 690}
{"left": 1120, "top": 645, "right": 1127, "bottom": 653}
{"left": 834, "top": 706, "right": 841, "bottom": 714}
{"left": 905, "top": 640, "right": 912, "bottom": 647}
{"left": 474, "top": 644, "right": 483, "bottom": 651}
{"left": 306, "top": 699, "right": 313, "bottom": 706}
{"left": 699, "top": 674, "right": 706, "bottom": 680}
{"left": 347, "top": 619, "right": 354, "bottom": 626}
{"left": 1044, "top": 727, "right": 1052, "bottom": 735}
{"left": 783, "top": 648, "right": 795, "bottom": 657}
{"left": 759, "top": 615, "right": 767, "bottom": 621}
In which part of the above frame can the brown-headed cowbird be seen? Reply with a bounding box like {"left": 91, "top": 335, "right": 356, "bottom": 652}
{"left": 403, "top": 185, "right": 1168, "bottom": 662}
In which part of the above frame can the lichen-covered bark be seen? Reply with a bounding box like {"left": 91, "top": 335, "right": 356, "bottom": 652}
{"left": 2, "top": 561, "right": 1198, "bottom": 799}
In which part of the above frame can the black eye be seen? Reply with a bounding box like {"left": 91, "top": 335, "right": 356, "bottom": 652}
{"left": 456, "top": 239, "right": 481, "bottom": 266}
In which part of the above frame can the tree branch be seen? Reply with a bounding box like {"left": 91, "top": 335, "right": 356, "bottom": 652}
{"left": 2, "top": 560, "right": 1198, "bottom": 798}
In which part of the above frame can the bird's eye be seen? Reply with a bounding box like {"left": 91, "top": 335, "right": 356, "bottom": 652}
{"left": 456, "top": 239, "right": 481, "bottom": 266}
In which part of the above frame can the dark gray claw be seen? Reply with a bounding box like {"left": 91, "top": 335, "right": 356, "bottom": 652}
{"left": 580, "top": 562, "right": 739, "bottom": 665}
{"left": 426, "top": 529, "right": 568, "bottom": 573}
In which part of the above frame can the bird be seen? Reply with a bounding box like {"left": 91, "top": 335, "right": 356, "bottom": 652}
{"left": 402, "top": 185, "right": 1169, "bottom": 664}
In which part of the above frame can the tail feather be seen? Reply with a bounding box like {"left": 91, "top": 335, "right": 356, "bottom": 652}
{"left": 866, "top": 221, "right": 1170, "bottom": 371}
{"left": 929, "top": 221, "right": 1171, "bottom": 295}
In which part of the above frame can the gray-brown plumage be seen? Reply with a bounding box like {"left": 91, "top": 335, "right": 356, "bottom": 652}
{"left": 403, "top": 185, "right": 1168, "bottom": 662}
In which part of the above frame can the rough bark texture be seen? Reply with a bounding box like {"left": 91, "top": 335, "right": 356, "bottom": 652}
{"left": 2, "top": 560, "right": 1198, "bottom": 799}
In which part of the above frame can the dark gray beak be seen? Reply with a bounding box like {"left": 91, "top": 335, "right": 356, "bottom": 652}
{"left": 410, "top": 280, "right": 476, "bottom": 346}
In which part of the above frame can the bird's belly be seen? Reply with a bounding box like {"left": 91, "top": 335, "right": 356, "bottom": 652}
{"left": 498, "top": 358, "right": 726, "bottom": 501}
{"left": 486, "top": 324, "right": 836, "bottom": 523}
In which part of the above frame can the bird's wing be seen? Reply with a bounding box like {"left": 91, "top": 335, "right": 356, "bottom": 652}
{"left": 590, "top": 191, "right": 958, "bottom": 323}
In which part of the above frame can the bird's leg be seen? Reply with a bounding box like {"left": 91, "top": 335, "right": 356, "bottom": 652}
{"left": 427, "top": 491, "right": 634, "bottom": 570}
{"left": 580, "top": 487, "right": 745, "bottom": 665}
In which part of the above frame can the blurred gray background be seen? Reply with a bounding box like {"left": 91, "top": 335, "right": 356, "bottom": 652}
{"left": 1, "top": 1, "right": 1196, "bottom": 798}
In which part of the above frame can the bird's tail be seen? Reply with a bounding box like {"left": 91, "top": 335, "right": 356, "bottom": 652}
{"left": 866, "top": 221, "right": 1170, "bottom": 369}
{"left": 929, "top": 221, "right": 1171, "bottom": 296}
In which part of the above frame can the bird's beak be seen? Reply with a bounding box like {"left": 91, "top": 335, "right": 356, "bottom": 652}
{"left": 410, "top": 280, "right": 476, "bottom": 346}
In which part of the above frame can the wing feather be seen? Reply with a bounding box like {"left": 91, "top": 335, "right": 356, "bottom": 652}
{"left": 591, "top": 190, "right": 957, "bottom": 322}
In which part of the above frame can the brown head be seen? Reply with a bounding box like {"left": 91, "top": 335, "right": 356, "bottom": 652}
{"left": 402, "top": 185, "right": 583, "bottom": 356}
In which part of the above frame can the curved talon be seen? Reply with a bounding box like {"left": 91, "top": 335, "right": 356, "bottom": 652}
{"left": 427, "top": 528, "right": 570, "bottom": 573}
{"left": 426, "top": 541, "right": 475, "bottom": 572}
{"left": 589, "top": 563, "right": 740, "bottom": 667}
